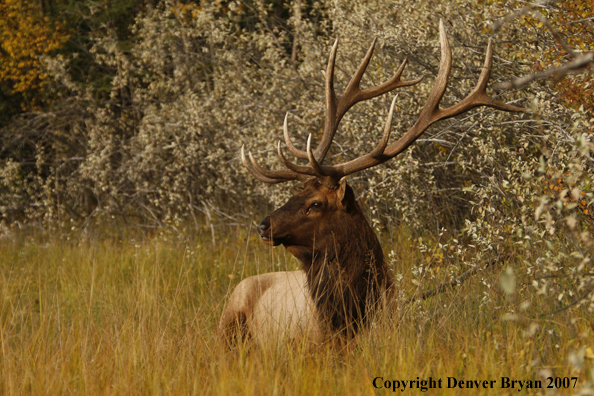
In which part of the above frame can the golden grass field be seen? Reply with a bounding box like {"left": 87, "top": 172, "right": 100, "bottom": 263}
{"left": 0, "top": 226, "right": 592, "bottom": 395}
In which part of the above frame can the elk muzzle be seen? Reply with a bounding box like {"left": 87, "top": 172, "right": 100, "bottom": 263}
{"left": 257, "top": 216, "right": 281, "bottom": 246}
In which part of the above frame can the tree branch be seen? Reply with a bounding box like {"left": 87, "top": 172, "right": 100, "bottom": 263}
{"left": 494, "top": 52, "right": 594, "bottom": 91}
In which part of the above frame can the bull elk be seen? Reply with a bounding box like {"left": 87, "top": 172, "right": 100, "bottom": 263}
{"left": 218, "top": 21, "right": 524, "bottom": 347}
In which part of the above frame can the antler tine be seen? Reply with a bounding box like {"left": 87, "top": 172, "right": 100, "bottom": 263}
{"left": 324, "top": 19, "right": 527, "bottom": 179}
{"left": 324, "top": 39, "right": 340, "bottom": 120}
{"left": 342, "top": 37, "right": 379, "bottom": 101}
{"left": 357, "top": 59, "right": 424, "bottom": 103}
{"left": 241, "top": 145, "right": 301, "bottom": 184}
{"left": 283, "top": 113, "right": 308, "bottom": 160}
{"left": 313, "top": 39, "right": 340, "bottom": 165}
{"left": 368, "top": 94, "right": 398, "bottom": 159}
{"left": 306, "top": 134, "right": 326, "bottom": 177}
{"left": 241, "top": 146, "right": 283, "bottom": 183}
{"left": 277, "top": 141, "right": 318, "bottom": 176}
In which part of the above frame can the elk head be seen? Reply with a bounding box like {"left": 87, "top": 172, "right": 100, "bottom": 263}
{"left": 257, "top": 178, "right": 367, "bottom": 264}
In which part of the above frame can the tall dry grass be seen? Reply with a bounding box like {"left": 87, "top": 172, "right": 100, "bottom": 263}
{"left": 0, "top": 226, "right": 592, "bottom": 395}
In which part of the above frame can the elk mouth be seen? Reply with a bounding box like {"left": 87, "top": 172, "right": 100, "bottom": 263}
{"left": 259, "top": 235, "right": 283, "bottom": 246}
{"left": 259, "top": 232, "right": 286, "bottom": 246}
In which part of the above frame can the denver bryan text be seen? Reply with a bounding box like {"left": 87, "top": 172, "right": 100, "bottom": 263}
{"left": 372, "top": 377, "right": 544, "bottom": 392}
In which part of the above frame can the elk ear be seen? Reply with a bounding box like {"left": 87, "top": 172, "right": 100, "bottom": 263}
{"left": 336, "top": 179, "right": 348, "bottom": 208}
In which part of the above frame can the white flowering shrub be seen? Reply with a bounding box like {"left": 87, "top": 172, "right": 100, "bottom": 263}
{"left": 0, "top": 1, "right": 525, "bottom": 227}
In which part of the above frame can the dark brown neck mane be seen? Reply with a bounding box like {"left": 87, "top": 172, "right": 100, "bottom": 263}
{"left": 297, "top": 186, "right": 392, "bottom": 337}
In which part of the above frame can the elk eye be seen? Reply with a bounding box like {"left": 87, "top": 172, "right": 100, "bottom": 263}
{"left": 310, "top": 202, "right": 322, "bottom": 210}
{"left": 305, "top": 201, "right": 322, "bottom": 215}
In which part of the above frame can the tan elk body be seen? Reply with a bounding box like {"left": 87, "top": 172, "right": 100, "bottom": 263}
{"left": 218, "top": 21, "right": 524, "bottom": 347}
{"left": 219, "top": 271, "right": 322, "bottom": 345}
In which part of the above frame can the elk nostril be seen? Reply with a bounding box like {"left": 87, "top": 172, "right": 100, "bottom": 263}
{"left": 257, "top": 216, "right": 271, "bottom": 235}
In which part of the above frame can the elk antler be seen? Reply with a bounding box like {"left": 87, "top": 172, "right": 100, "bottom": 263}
{"left": 242, "top": 20, "right": 526, "bottom": 187}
